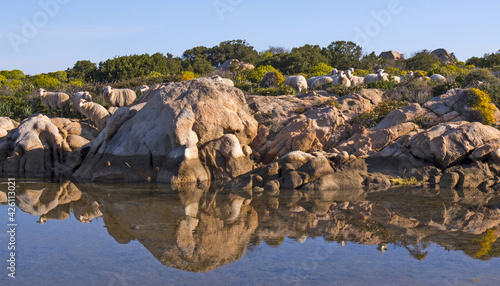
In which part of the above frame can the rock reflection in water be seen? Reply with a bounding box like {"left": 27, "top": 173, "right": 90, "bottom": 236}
{"left": 2, "top": 180, "right": 500, "bottom": 272}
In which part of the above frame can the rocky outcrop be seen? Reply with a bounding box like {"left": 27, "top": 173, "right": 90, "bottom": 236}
{"left": 74, "top": 78, "right": 258, "bottom": 183}
{"left": 379, "top": 50, "right": 402, "bottom": 61}
{"left": 216, "top": 59, "right": 255, "bottom": 71}
{"left": 0, "top": 117, "right": 19, "bottom": 139}
{"left": 431, "top": 48, "right": 455, "bottom": 65}
{"left": 409, "top": 121, "right": 500, "bottom": 169}
{"left": 0, "top": 115, "right": 98, "bottom": 176}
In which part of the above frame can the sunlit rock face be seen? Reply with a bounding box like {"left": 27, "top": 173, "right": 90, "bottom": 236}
{"left": 0, "top": 115, "right": 98, "bottom": 177}
{"left": 74, "top": 78, "right": 257, "bottom": 184}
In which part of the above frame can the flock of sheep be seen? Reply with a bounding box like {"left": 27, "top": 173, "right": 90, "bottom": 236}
{"left": 37, "top": 75, "right": 238, "bottom": 131}
{"left": 38, "top": 70, "right": 447, "bottom": 131}
{"left": 283, "top": 68, "right": 447, "bottom": 92}
{"left": 38, "top": 86, "right": 136, "bottom": 131}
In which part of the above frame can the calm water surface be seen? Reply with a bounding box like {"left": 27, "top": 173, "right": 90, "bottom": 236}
{"left": 0, "top": 179, "right": 499, "bottom": 285}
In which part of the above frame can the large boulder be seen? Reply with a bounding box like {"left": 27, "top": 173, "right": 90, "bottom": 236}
{"left": 74, "top": 78, "right": 258, "bottom": 183}
{"left": 379, "top": 50, "right": 402, "bottom": 61}
{"left": 409, "top": 121, "right": 500, "bottom": 169}
{"left": 216, "top": 59, "right": 254, "bottom": 72}
{"left": 431, "top": 48, "right": 455, "bottom": 65}
{"left": 0, "top": 115, "right": 99, "bottom": 176}
{"left": 0, "top": 117, "right": 19, "bottom": 139}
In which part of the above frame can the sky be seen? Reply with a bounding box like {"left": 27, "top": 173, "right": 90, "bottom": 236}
{"left": 1, "top": 0, "right": 499, "bottom": 75}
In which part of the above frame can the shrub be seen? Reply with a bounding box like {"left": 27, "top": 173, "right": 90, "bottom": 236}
{"left": 432, "top": 81, "right": 463, "bottom": 97}
{"left": 467, "top": 88, "right": 495, "bottom": 125}
{"left": 32, "top": 74, "right": 61, "bottom": 89}
{"left": 260, "top": 70, "right": 284, "bottom": 88}
{"left": 0, "top": 75, "right": 6, "bottom": 86}
{"left": 252, "top": 85, "right": 295, "bottom": 96}
{"left": 354, "top": 69, "right": 370, "bottom": 76}
{"left": 367, "top": 78, "right": 395, "bottom": 91}
{"left": 248, "top": 65, "right": 278, "bottom": 83}
{"left": 48, "top": 71, "right": 67, "bottom": 82}
{"left": 352, "top": 100, "right": 408, "bottom": 128}
{"left": 412, "top": 116, "right": 438, "bottom": 129}
{"left": 464, "top": 68, "right": 496, "bottom": 86}
{"left": 310, "top": 62, "right": 334, "bottom": 77}
{"left": 180, "top": 71, "right": 196, "bottom": 81}
{"left": 0, "top": 70, "right": 25, "bottom": 80}
{"left": 4, "top": 80, "right": 24, "bottom": 91}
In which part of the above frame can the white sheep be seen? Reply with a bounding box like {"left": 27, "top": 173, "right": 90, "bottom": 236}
{"left": 211, "top": 75, "right": 235, "bottom": 87}
{"left": 306, "top": 76, "right": 321, "bottom": 87}
{"left": 73, "top": 91, "right": 92, "bottom": 114}
{"left": 329, "top": 68, "right": 339, "bottom": 76}
{"left": 332, "top": 71, "right": 351, "bottom": 87}
{"left": 364, "top": 69, "right": 388, "bottom": 85}
{"left": 346, "top": 69, "right": 365, "bottom": 87}
{"left": 284, "top": 75, "right": 308, "bottom": 92}
{"left": 102, "top": 86, "right": 136, "bottom": 107}
{"left": 139, "top": 85, "right": 149, "bottom": 93}
{"left": 430, "top": 74, "right": 447, "bottom": 82}
{"left": 38, "top": 88, "right": 71, "bottom": 116}
{"left": 310, "top": 76, "right": 333, "bottom": 90}
{"left": 78, "top": 99, "right": 110, "bottom": 131}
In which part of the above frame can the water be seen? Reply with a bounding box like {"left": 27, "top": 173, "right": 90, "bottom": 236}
{"left": 0, "top": 179, "right": 499, "bottom": 285}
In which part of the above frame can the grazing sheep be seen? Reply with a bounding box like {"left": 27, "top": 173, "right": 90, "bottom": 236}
{"left": 284, "top": 75, "right": 308, "bottom": 92}
{"left": 310, "top": 76, "right": 333, "bottom": 90}
{"left": 140, "top": 85, "right": 149, "bottom": 93}
{"left": 430, "top": 74, "right": 447, "bottom": 82}
{"left": 73, "top": 91, "right": 92, "bottom": 114}
{"left": 364, "top": 69, "right": 388, "bottom": 85}
{"left": 211, "top": 75, "right": 235, "bottom": 87}
{"left": 307, "top": 76, "right": 321, "bottom": 87}
{"left": 392, "top": 76, "right": 403, "bottom": 84}
{"left": 39, "top": 88, "right": 71, "bottom": 116}
{"left": 102, "top": 86, "right": 136, "bottom": 107}
{"left": 332, "top": 71, "right": 351, "bottom": 87}
{"left": 78, "top": 99, "right": 110, "bottom": 131}
{"left": 346, "top": 69, "right": 364, "bottom": 86}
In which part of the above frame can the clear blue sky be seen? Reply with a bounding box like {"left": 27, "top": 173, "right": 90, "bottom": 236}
{"left": 1, "top": 0, "right": 499, "bottom": 75}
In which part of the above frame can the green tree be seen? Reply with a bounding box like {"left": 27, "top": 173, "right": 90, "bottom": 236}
{"left": 209, "top": 39, "right": 259, "bottom": 67}
{"left": 404, "top": 50, "right": 441, "bottom": 71}
{"left": 67, "top": 60, "right": 98, "bottom": 82}
{"left": 322, "top": 41, "right": 363, "bottom": 70}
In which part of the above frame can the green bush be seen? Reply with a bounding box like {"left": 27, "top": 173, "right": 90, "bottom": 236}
{"left": 260, "top": 70, "right": 284, "bottom": 88}
{"left": 432, "top": 81, "right": 463, "bottom": 97}
{"left": 352, "top": 100, "right": 409, "bottom": 128}
{"left": 464, "top": 68, "right": 496, "bottom": 86}
{"left": 310, "top": 62, "right": 334, "bottom": 77}
{"left": 0, "top": 70, "right": 25, "bottom": 80}
{"left": 251, "top": 85, "right": 295, "bottom": 96}
{"left": 248, "top": 65, "right": 278, "bottom": 83}
{"left": 368, "top": 78, "right": 395, "bottom": 91}
{"left": 467, "top": 88, "right": 495, "bottom": 125}
{"left": 32, "top": 74, "right": 61, "bottom": 89}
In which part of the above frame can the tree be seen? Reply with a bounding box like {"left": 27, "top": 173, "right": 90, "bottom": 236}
{"left": 322, "top": 41, "right": 363, "bottom": 70}
{"left": 262, "top": 44, "right": 327, "bottom": 75}
{"left": 209, "top": 39, "right": 259, "bottom": 67}
{"left": 66, "top": 60, "right": 98, "bottom": 82}
{"left": 404, "top": 50, "right": 441, "bottom": 71}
